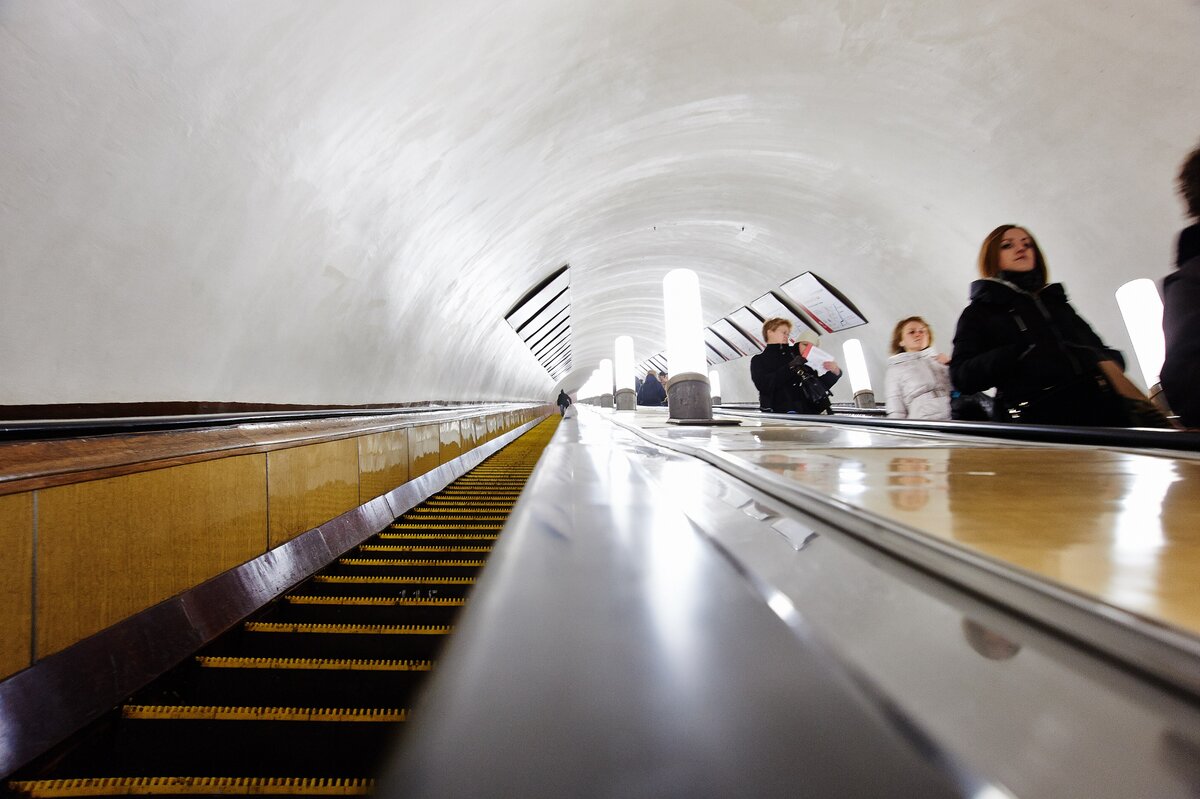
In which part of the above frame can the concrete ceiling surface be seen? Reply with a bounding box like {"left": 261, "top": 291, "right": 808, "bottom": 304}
{"left": 2, "top": 1, "right": 1197, "bottom": 404}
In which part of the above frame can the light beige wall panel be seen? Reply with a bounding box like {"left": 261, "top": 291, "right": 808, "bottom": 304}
{"left": 439, "top": 420, "right": 462, "bottom": 465}
{"left": 0, "top": 493, "right": 34, "bottom": 677}
{"left": 36, "top": 455, "right": 267, "bottom": 658}
{"left": 268, "top": 439, "right": 359, "bottom": 548}
{"left": 475, "top": 416, "right": 489, "bottom": 447}
{"left": 359, "top": 429, "right": 409, "bottom": 503}
{"left": 409, "top": 424, "right": 440, "bottom": 479}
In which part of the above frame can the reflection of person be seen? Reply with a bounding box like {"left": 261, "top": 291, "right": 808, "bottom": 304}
{"left": 950, "top": 225, "right": 1130, "bottom": 426}
{"left": 556, "top": 390, "right": 572, "bottom": 417}
{"left": 884, "top": 317, "right": 952, "bottom": 420}
{"left": 636, "top": 370, "right": 666, "bottom": 406}
{"left": 887, "top": 456, "right": 932, "bottom": 511}
{"left": 750, "top": 317, "right": 841, "bottom": 414}
{"left": 1162, "top": 142, "right": 1200, "bottom": 428}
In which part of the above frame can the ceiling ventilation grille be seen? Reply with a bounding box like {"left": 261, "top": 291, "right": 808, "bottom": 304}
{"left": 505, "top": 265, "right": 572, "bottom": 381}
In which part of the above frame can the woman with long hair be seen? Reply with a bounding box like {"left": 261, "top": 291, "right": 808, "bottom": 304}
{"left": 949, "top": 225, "right": 1131, "bottom": 426}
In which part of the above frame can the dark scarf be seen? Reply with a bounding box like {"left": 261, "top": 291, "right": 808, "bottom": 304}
{"left": 998, "top": 269, "right": 1045, "bottom": 294}
{"left": 1178, "top": 223, "right": 1200, "bottom": 267}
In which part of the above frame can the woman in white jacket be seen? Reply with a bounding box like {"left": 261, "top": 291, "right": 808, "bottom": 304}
{"left": 885, "top": 317, "right": 952, "bottom": 420}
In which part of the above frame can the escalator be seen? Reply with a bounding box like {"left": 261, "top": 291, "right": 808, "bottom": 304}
{"left": 6, "top": 417, "right": 559, "bottom": 797}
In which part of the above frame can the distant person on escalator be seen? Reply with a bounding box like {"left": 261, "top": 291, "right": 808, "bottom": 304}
{"left": 750, "top": 317, "right": 841, "bottom": 414}
{"left": 636, "top": 370, "right": 666, "bottom": 406}
{"left": 1161, "top": 141, "right": 1200, "bottom": 428}
{"left": 884, "top": 317, "right": 952, "bottom": 420}
{"left": 556, "top": 389, "right": 572, "bottom": 417}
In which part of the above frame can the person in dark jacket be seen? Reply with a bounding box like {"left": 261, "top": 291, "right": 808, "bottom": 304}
{"left": 750, "top": 317, "right": 841, "bottom": 413}
{"left": 636, "top": 370, "right": 666, "bottom": 406}
{"left": 556, "top": 389, "right": 572, "bottom": 416}
{"left": 950, "top": 225, "right": 1129, "bottom": 426}
{"left": 1161, "top": 143, "right": 1200, "bottom": 428}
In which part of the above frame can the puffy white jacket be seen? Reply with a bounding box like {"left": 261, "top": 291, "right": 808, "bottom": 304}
{"left": 885, "top": 348, "right": 952, "bottom": 420}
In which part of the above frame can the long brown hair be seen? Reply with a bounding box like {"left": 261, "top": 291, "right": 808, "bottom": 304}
{"left": 890, "top": 316, "right": 932, "bottom": 354}
{"left": 977, "top": 224, "right": 1048, "bottom": 285}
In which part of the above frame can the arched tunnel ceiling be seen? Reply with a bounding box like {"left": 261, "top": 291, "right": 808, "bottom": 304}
{"left": 2, "top": 1, "right": 1197, "bottom": 404}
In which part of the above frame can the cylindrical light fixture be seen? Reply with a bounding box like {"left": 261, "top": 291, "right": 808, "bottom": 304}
{"left": 709, "top": 369, "right": 722, "bottom": 405}
{"left": 662, "top": 268, "right": 712, "bottom": 420}
{"left": 842, "top": 338, "right": 875, "bottom": 408}
{"left": 614, "top": 336, "right": 636, "bottom": 410}
{"left": 598, "top": 358, "right": 614, "bottom": 408}
{"left": 1115, "top": 278, "right": 1165, "bottom": 389}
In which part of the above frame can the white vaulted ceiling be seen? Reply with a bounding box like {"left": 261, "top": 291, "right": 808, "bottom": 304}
{"left": 2, "top": 1, "right": 1197, "bottom": 404}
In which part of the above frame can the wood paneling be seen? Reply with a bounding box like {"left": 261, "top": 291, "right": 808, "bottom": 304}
{"left": 359, "top": 429, "right": 409, "bottom": 503}
{"left": 439, "top": 420, "right": 462, "bottom": 465}
{"left": 0, "top": 408, "right": 534, "bottom": 496}
{"left": 267, "top": 439, "right": 359, "bottom": 548}
{"left": 409, "top": 424, "right": 440, "bottom": 479}
{"left": 0, "top": 492, "right": 34, "bottom": 678}
{"left": 36, "top": 456, "right": 267, "bottom": 658}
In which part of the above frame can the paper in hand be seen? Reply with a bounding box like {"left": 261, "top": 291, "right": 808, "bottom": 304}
{"left": 797, "top": 341, "right": 835, "bottom": 374}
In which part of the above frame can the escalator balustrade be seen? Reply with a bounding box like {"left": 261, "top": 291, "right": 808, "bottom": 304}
{"left": 6, "top": 417, "right": 557, "bottom": 797}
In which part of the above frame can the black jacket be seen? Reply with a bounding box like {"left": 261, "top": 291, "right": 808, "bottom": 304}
{"left": 750, "top": 343, "right": 841, "bottom": 413}
{"left": 1162, "top": 224, "right": 1200, "bottom": 427}
{"left": 950, "top": 278, "right": 1124, "bottom": 422}
{"left": 636, "top": 375, "right": 666, "bottom": 406}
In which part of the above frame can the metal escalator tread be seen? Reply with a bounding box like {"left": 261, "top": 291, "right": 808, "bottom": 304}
{"left": 8, "top": 776, "right": 375, "bottom": 797}
{"left": 377, "top": 532, "right": 497, "bottom": 540}
{"left": 313, "top": 575, "right": 474, "bottom": 585}
{"left": 6, "top": 416, "right": 558, "bottom": 790}
{"left": 355, "top": 545, "right": 491, "bottom": 553}
{"left": 283, "top": 596, "right": 466, "bottom": 606}
{"left": 197, "top": 657, "right": 433, "bottom": 672}
{"left": 338, "top": 558, "right": 486, "bottom": 567}
{"left": 243, "top": 622, "right": 450, "bottom": 636}
{"left": 121, "top": 706, "right": 408, "bottom": 722}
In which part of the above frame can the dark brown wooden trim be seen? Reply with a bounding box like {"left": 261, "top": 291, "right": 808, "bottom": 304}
{"left": 0, "top": 413, "right": 550, "bottom": 778}
{"left": 0, "top": 405, "right": 543, "bottom": 496}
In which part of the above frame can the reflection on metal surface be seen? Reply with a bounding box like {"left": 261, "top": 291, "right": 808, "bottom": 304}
{"left": 711, "top": 422, "right": 1200, "bottom": 637}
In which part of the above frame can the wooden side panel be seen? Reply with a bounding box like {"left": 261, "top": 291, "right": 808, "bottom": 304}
{"left": 473, "top": 416, "right": 488, "bottom": 448}
{"left": 36, "top": 456, "right": 267, "bottom": 658}
{"left": 409, "top": 424, "right": 440, "bottom": 479}
{"left": 458, "top": 416, "right": 477, "bottom": 454}
{"left": 359, "top": 429, "right": 409, "bottom": 503}
{"left": 267, "top": 439, "right": 359, "bottom": 548}
{"left": 0, "top": 493, "right": 34, "bottom": 678}
{"left": 439, "top": 420, "right": 462, "bottom": 465}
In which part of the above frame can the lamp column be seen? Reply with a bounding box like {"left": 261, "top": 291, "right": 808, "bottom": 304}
{"left": 662, "top": 269, "right": 712, "bottom": 421}
{"left": 614, "top": 337, "right": 636, "bottom": 410}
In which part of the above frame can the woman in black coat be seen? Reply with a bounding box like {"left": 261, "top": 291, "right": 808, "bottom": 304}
{"left": 949, "top": 225, "right": 1129, "bottom": 426}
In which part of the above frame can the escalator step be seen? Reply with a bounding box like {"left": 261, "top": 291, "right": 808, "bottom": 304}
{"left": 121, "top": 705, "right": 407, "bottom": 722}
{"left": 7, "top": 776, "right": 374, "bottom": 797}
{"left": 377, "top": 533, "right": 497, "bottom": 540}
{"left": 197, "top": 657, "right": 433, "bottom": 672}
{"left": 355, "top": 545, "right": 491, "bottom": 553}
{"left": 313, "top": 575, "right": 474, "bottom": 585}
{"left": 387, "top": 523, "right": 502, "bottom": 530}
{"left": 337, "top": 558, "right": 485, "bottom": 567}
{"left": 284, "top": 596, "right": 465, "bottom": 607}
{"left": 244, "top": 623, "right": 450, "bottom": 636}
